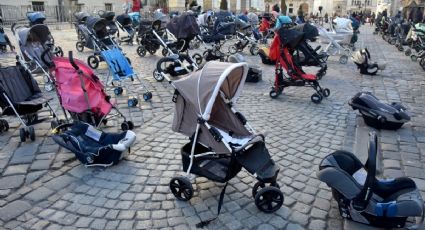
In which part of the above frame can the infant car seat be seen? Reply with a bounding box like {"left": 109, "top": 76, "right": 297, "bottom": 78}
{"left": 351, "top": 48, "right": 386, "bottom": 75}
{"left": 317, "top": 132, "right": 424, "bottom": 229}
{"left": 228, "top": 54, "right": 262, "bottom": 82}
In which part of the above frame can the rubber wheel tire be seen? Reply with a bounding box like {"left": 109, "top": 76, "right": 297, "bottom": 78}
{"left": 228, "top": 45, "right": 237, "bottom": 54}
{"left": 162, "top": 49, "right": 168, "bottom": 57}
{"left": 121, "top": 122, "right": 129, "bottom": 131}
{"left": 28, "top": 126, "right": 35, "bottom": 141}
{"left": 76, "top": 42, "right": 84, "bottom": 52}
{"left": 405, "top": 49, "right": 411, "bottom": 56}
{"left": 137, "top": 46, "right": 147, "bottom": 57}
{"left": 254, "top": 186, "right": 284, "bottom": 213}
{"left": 169, "top": 177, "right": 193, "bottom": 201}
{"left": 153, "top": 69, "right": 165, "bottom": 82}
{"left": 192, "top": 53, "right": 203, "bottom": 65}
{"left": 55, "top": 47, "right": 64, "bottom": 57}
{"left": 339, "top": 55, "right": 348, "bottom": 64}
{"left": 322, "top": 88, "right": 330, "bottom": 97}
{"left": 87, "top": 55, "right": 99, "bottom": 69}
{"left": 411, "top": 55, "right": 418, "bottom": 62}
{"left": 19, "top": 128, "right": 26, "bottom": 142}
{"left": 250, "top": 45, "right": 259, "bottom": 55}
{"left": 126, "top": 121, "right": 134, "bottom": 130}
{"left": 269, "top": 89, "right": 279, "bottom": 99}
{"left": 311, "top": 93, "right": 322, "bottom": 104}
{"left": 44, "top": 83, "right": 54, "bottom": 92}
{"left": 398, "top": 46, "right": 404, "bottom": 52}
{"left": 252, "top": 181, "right": 280, "bottom": 198}
{"left": 143, "top": 92, "right": 152, "bottom": 101}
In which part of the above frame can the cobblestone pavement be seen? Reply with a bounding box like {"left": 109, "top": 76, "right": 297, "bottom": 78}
{"left": 0, "top": 24, "right": 424, "bottom": 230}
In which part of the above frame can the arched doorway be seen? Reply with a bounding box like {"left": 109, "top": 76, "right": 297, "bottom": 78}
{"left": 300, "top": 3, "right": 309, "bottom": 15}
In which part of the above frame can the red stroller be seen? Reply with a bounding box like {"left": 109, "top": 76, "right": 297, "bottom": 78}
{"left": 42, "top": 50, "right": 134, "bottom": 130}
{"left": 269, "top": 27, "right": 330, "bottom": 103}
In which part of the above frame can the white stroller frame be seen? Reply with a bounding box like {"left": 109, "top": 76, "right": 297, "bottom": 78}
{"left": 316, "top": 24, "right": 352, "bottom": 64}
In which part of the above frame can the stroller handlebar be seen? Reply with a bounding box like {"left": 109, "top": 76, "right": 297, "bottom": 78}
{"left": 68, "top": 51, "right": 80, "bottom": 70}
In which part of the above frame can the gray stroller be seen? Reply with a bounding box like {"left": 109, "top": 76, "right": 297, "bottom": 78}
{"left": 168, "top": 62, "right": 283, "bottom": 227}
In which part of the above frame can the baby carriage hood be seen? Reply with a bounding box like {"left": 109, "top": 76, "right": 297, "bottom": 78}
{"left": 18, "top": 24, "right": 51, "bottom": 46}
{"left": 166, "top": 13, "right": 200, "bottom": 39}
{"left": 74, "top": 12, "right": 90, "bottom": 23}
{"left": 293, "top": 23, "right": 319, "bottom": 41}
{"left": 172, "top": 62, "right": 249, "bottom": 153}
{"left": 86, "top": 17, "right": 109, "bottom": 38}
{"left": 27, "top": 12, "right": 46, "bottom": 24}
{"left": 277, "top": 27, "right": 305, "bottom": 48}
{"left": 116, "top": 14, "right": 132, "bottom": 27}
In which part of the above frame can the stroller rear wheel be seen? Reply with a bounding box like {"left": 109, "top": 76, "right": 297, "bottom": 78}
{"left": 121, "top": 121, "right": 134, "bottom": 131}
{"left": 28, "top": 126, "right": 35, "bottom": 141}
{"left": 114, "top": 87, "right": 123, "bottom": 96}
{"left": 162, "top": 49, "right": 169, "bottom": 57}
{"left": 76, "top": 42, "right": 84, "bottom": 52}
{"left": 127, "top": 98, "right": 138, "bottom": 107}
{"left": 153, "top": 69, "right": 165, "bottom": 82}
{"left": 405, "top": 49, "right": 411, "bottom": 56}
{"left": 87, "top": 55, "right": 99, "bottom": 69}
{"left": 252, "top": 181, "right": 280, "bottom": 198}
{"left": 311, "top": 93, "right": 323, "bottom": 104}
{"left": 321, "top": 88, "right": 330, "bottom": 98}
{"left": 228, "top": 45, "right": 238, "bottom": 54}
{"left": 191, "top": 53, "right": 203, "bottom": 65}
{"left": 269, "top": 88, "right": 280, "bottom": 99}
{"left": 250, "top": 45, "right": 259, "bottom": 55}
{"left": 339, "top": 55, "right": 348, "bottom": 64}
{"left": 19, "top": 128, "right": 26, "bottom": 142}
{"left": 254, "top": 186, "right": 284, "bottom": 213}
{"left": 143, "top": 92, "right": 152, "bottom": 101}
{"left": 169, "top": 176, "right": 193, "bottom": 201}
{"left": 0, "top": 119, "right": 9, "bottom": 132}
{"left": 137, "top": 45, "right": 147, "bottom": 57}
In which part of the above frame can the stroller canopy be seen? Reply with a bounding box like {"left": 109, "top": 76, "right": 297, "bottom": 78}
{"left": 172, "top": 62, "right": 249, "bottom": 152}
{"left": 293, "top": 23, "right": 319, "bottom": 40}
{"left": 18, "top": 24, "right": 51, "bottom": 46}
{"left": 116, "top": 14, "right": 132, "bottom": 26}
{"left": 99, "top": 11, "right": 115, "bottom": 21}
{"left": 167, "top": 13, "right": 200, "bottom": 39}
{"left": 86, "top": 16, "right": 109, "bottom": 38}
{"left": 27, "top": 12, "right": 46, "bottom": 24}
{"left": 277, "top": 27, "right": 305, "bottom": 48}
{"left": 333, "top": 17, "right": 352, "bottom": 30}
{"left": 154, "top": 9, "right": 168, "bottom": 22}
{"left": 74, "top": 12, "right": 90, "bottom": 23}
{"left": 247, "top": 12, "right": 259, "bottom": 25}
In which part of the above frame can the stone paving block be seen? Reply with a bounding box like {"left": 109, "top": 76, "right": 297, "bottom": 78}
{"left": 30, "top": 160, "right": 53, "bottom": 171}
{"left": 24, "top": 186, "right": 54, "bottom": 202}
{"left": 9, "top": 143, "right": 39, "bottom": 165}
{"left": 3, "top": 164, "right": 29, "bottom": 175}
{"left": 0, "top": 175, "right": 25, "bottom": 190}
{"left": 0, "top": 200, "right": 31, "bottom": 222}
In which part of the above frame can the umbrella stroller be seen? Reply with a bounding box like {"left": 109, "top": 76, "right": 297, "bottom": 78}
{"left": 169, "top": 62, "right": 283, "bottom": 227}
{"left": 268, "top": 27, "right": 330, "bottom": 103}
{"left": 116, "top": 13, "right": 135, "bottom": 45}
{"left": 98, "top": 10, "right": 118, "bottom": 36}
{"left": 152, "top": 13, "right": 201, "bottom": 82}
{"left": 42, "top": 51, "right": 134, "bottom": 130}
{"left": 11, "top": 23, "right": 63, "bottom": 91}
{"left": 0, "top": 63, "right": 60, "bottom": 142}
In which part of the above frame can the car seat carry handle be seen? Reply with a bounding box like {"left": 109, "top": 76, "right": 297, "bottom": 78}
{"left": 68, "top": 51, "right": 80, "bottom": 71}
{"left": 352, "top": 132, "right": 378, "bottom": 211}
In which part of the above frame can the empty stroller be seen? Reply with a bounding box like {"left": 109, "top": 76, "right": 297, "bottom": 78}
{"left": 42, "top": 51, "right": 134, "bottom": 130}
{"left": 269, "top": 27, "right": 330, "bottom": 103}
{"left": 52, "top": 122, "right": 136, "bottom": 167}
{"left": 12, "top": 23, "right": 63, "bottom": 91}
{"left": 136, "top": 19, "right": 165, "bottom": 57}
{"left": 98, "top": 10, "right": 118, "bottom": 36}
{"left": 169, "top": 62, "right": 283, "bottom": 226}
{"left": 351, "top": 48, "right": 386, "bottom": 75}
{"left": 0, "top": 63, "right": 59, "bottom": 142}
{"left": 317, "top": 132, "right": 424, "bottom": 229}
{"left": 73, "top": 12, "right": 90, "bottom": 41}
{"left": 116, "top": 13, "right": 135, "bottom": 45}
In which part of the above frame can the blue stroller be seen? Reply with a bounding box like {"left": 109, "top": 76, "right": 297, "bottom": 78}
{"left": 101, "top": 47, "right": 152, "bottom": 106}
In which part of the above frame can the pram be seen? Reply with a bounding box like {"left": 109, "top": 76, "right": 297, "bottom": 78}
{"left": 0, "top": 17, "right": 14, "bottom": 52}
{"left": 317, "top": 132, "right": 424, "bottom": 229}
{"left": 153, "top": 12, "right": 201, "bottom": 81}
{"left": 98, "top": 10, "right": 118, "bottom": 36}
{"left": 0, "top": 63, "right": 59, "bottom": 142}
{"left": 169, "top": 62, "right": 283, "bottom": 226}
{"left": 116, "top": 13, "right": 135, "bottom": 45}
{"left": 12, "top": 23, "right": 63, "bottom": 91}
{"left": 293, "top": 23, "right": 328, "bottom": 78}
{"left": 42, "top": 51, "right": 134, "bottom": 130}
{"left": 269, "top": 27, "right": 330, "bottom": 103}
{"left": 52, "top": 122, "right": 136, "bottom": 167}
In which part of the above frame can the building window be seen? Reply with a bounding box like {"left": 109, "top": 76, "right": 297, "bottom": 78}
{"left": 105, "top": 3, "right": 112, "bottom": 11}
{"left": 32, "top": 1, "right": 45, "bottom": 11}
{"left": 76, "top": 3, "right": 84, "bottom": 12}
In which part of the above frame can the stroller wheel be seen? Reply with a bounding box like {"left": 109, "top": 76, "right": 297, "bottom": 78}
{"left": 311, "top": 93, "right": 323, "bottom": 104}
{"left": 269, "top": 89, "right": 280, "bottom": 99}
{"left": 250, "top": 45, "right": 259, "bottom": 55}
{"left": 192, "top": 53, "right": 203, "bottom": 65}
{"left": 411, "top": 55, "right": 418, "bottom": 62}
{"left": 169, "top": 176, "right": 193, "bottom": 201}
{"left": 321, "top": 88, "right": 330, "bottom": 98}
{"left": 254, "top": 186, "right": 284, "bottom": 213}
{"left": 153, "top": 69, "right": 165, "bottom": 82}
{"left": 143, "top": 92, "right": 152, "bottom": 101}
{"left": 405, "top": 49, "right": 411, "bottom": 56}
{"left": 44, "top": 83, "right": 54, "bottom": 92}
{"left": 76, "top": 42, "right": 84, "bottom": 52}
{"left": 252, "top": 181, "right": 280, "bottom": 198}
{"left": 398, "top": 46, "right": 404, "bottom": 52}
{"left": 0, "top": 119, "right": 9, "bottom": 132}
{"left": 137, "top": 46, "right": 147, "bottom": 57}
{"left": 114, "top": 87, "right": 123, "bottom": 96}
{"left": 87, "top": 55, "right": 99, "bottom": 69}
{"left": 228, "top": 45, "right": 237, "bottom": 54}
{"left": 55, "top": 47, "right": 64, "bottom": 57}
{"left": 28, "top": 126, "right": 35, "bottom": 141}
{"left": 127, "top": 98, "right": 138, "bottom": 107}
{"left": 19, "top": 128, "right": 26, "bottom": 142}
{"left": 162, "top": 49, "right": 168, "bottom": 57}
{"left": 339, "top": 55, "right": 348, "bottom": 64}
{"left": 126, "top": 121, "right": 134, "bottom": 130}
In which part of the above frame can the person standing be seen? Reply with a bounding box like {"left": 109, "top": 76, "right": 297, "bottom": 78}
{"left": 132, "top": 0, "right": 142, "bottom": 13}
{"left": 370, "top": 12, "right": 375, "bottom": 25}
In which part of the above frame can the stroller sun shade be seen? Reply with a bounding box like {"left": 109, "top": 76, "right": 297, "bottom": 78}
{"left": 74, "top": 12, "right": 90, "bottom": 23}
{"left": 86, "top": 17, "right": 109, "bottom": 38}
{"left": 278, "top": 28, "right": 305, "bottom": 48}
{"left": 18, "top": 24, "right": 51, "bottom": 46}
{"left": 27, "top": 12, "right": 46, "bottom": 24}
{"left": 116, "top": 14, "right": 132, "bottom": 26}
{"left": 166, "top": 13, "right": 200, "bottom": 39}
{"left": 293, "top": 23, "right": 318, "bottom": 41}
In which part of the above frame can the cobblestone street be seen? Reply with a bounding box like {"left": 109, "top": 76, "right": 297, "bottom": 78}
{"left": 0, "top": 24, "right": 424, "bottom": 230}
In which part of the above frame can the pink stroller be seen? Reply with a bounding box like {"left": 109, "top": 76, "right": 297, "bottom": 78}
{"left": 42, "top": 50, "right": 133, "bottom": 130}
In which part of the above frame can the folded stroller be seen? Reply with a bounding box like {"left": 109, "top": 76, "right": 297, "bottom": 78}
{"left": 11, "top": 23, "right": 63, "bottom": 91}
{"left": 351, "top": 48, "right": 386, "bottom": 75}
{"left": 0, "top": 63, "right": 59, "bottom": 142}
{"left": 269, "top": 27, "right": 330, "bottom": 103}
{"left": 116, "top": 13, "right": 135, "bottom": 45}
{"left": 349, "top": 92, "right": 410, "bottom": 130}
{"left": 52, "top": 122, "right": 136, "bottom": 167}
{"left": 317, "top": 132, "right": 424, "bottom": 229}
{"left": 169, "top": 62, "right": 283, "bottom": 226}
{"left": 42, "top": 51, "right": 134, "bottom": 130}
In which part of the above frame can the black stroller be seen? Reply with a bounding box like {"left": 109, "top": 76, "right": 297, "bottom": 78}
{"left": 136, "top": 19, "right": 166, "bottom": 57}
{"left": 116, "top": 13, "right": 135, "bottom": 45}
{"left": 169, "top": 61, "right": 283, "bottom": 227}
{"left": 0, "top": 63, "right": 59, "bottom": 142}
{"left": 98, "top": 10, "right": 118, "bottom": 36}
{"left": 73, "top": 12, "right": 91, "bottom": 42}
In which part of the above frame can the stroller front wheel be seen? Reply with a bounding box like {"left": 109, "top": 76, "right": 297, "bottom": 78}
{"left": 254, "top": 186, "right": 284, "bottom": 213}
{"left": 250, "top": 45, "right": 259, "bottom": 55}
{"left": 143, "top": 92, "right": 152, "bottom": 101}
{"left": 405, "top": 49, "right": 411, "bottom": 56}
{"left": 137, "top": 46, "right": 147, "bottom": 57}
{"left": 170, "top": 176, "right": 193, "bottom": 201}
{"left": 228, "top": 45, "right": 238, "bottom": 54}
{"left": 311, "top": 93, "right": 323, "bottom": 104}
{"left": 44, "top": 83, "right": 54, "bottom": 92}
{"left": 269, "top": 88, "right": 280, "bottom": 99}
{"left": 76, "top": 42, "right": 84, "bottom": 52}
{"left": 252, "top": 181, "right": 280, "bottom": 198}
{"left": 191, "top": 53, "right": 203, "bottom": 65}
{"left": 153, "top": 69, "right": 165, "bottom": 82}
{"left": 87, "top": 55, "right": 99, "bottom": 69}
{"left": 321, "top": 88, "right": 330, "bottom": 98}
{"left": 162, "top": 49, "right": 169, "bottom": 57}
{"left": 339, "top": 55, "right": 348, "bottom": 64}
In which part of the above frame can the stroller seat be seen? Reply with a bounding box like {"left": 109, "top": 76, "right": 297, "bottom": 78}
{"left": 317, "top": 133, "right": 424, "bottom": 228}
